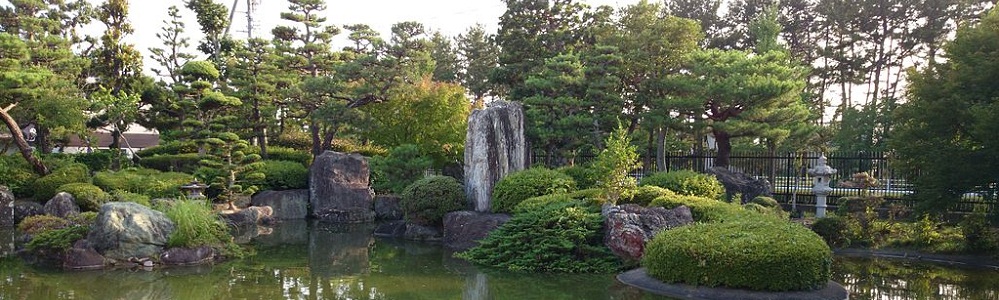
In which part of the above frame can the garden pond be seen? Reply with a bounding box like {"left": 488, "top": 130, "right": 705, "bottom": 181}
{"left": 1, "top": 221, "right": 997, "bottom": 300}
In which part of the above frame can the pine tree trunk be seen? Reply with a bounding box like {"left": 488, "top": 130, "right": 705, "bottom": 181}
{"left": 0, "top": 107, "right": 48, "bottom": 175}
{"left": 713, "top": 130, "right": 731, "bottom": 168}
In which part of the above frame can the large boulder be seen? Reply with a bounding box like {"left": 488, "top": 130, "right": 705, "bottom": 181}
{"left": 220, "top": 206, "right": 275, "bottom": 227}
{"left": 13, "top": 200, "right": 44, "bottom": 225}
{"left": 63, "top": 239, "right": 106, "bottom": 270}
{"left": 251, "top": 190, "right": 308, "bottom": 219}
{"left": 604, "top": 204, "right": 694, "bottom": 261}
{"left": 706, "top": 167, "right": 773, "bottom": 204}
{"left": 88, "top": 202, "right": 175, "bottom": 260}
{"left": 372, "top": 221, "right": 443, "bottom": 242}
{"left": 443, "top": 211, "right": 511, "bottom": 251}
{"left": 373, "top": 195, "right": 403, "bottom": 221}
{"left": 43, "top": 192, "right": 80, "bottom": 218}
{"left": 0, "top": 186, "right": 13, "bottom": 227}
{"left": 309, "top": 151, "right": 375, "bottom": 223}
{"left": 464, "top": 101, "right": 528, "bottom": 212}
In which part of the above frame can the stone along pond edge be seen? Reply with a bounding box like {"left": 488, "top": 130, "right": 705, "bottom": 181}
{"left": 616, "top": 268, "right": 849, "bottom": 300}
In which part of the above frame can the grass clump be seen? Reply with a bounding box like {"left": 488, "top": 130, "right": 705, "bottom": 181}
{"left": 159, "top": 200, "right": 230, "bottom": 249}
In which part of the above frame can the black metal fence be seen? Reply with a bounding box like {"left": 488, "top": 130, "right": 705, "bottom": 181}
{"left": 529, "top": 150, "right": 996, "bottom": 213}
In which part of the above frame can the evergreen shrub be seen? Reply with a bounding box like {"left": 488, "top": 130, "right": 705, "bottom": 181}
{"left": 622, "top": 185, "right": 675, "bottom": 206}
{"left": 0, "top": 155, "right": 39, "bottom": 198}
{"left": 110, "top": 190, "right": 152, "bottom": 207}
{"left": 400, "top": 175, "right": 466, "bottom": 225}
{"left": 73, "top": 150, "right": 115, "bottom": 172}
{"left": 26, "top": 225, "right": 89, "bottom": 252}
{"left": 259, "top": 146, "right": 312, "bottom": 167}
{"left": 32, "top": 163, "right": 90, "bottom": 202}
{"left": 458, "top": 201, "right": 620, "bottom": 273}
{"left": 513, "top": 193, "right": 575, "bottom": 214}
{"left": 135, "top": 140, "right": 198, "bottom": 157}
{"left": 17, "top": 215, "right": 72, "bottom": 235}
{"left": 643, "top": 219, "right": 832, "bottom": 291}
{"left": 370, "top": 144, "right": 433, "bottom": 194}
{"left": 93, "top": 168, "right": 192, "bottom": 198}
{"left": 640, "top": 170, "right": 724, "bottom": 199}
{"left": 491, "top": 168, "right": 576, "bottom": 213}
{"left": 650, "top": 194, "right": 751, "bottom": 223}
{"left": 138, "top": 153, "right": 201, "bottom": 173}
{"left": 256, "top": 160, "right": 308, "bottom": 190}
{"left": 810, "top": 216, "right": 850, "bottom": 247}
{"left": 557, "top": 165, "right": 599, "bottom": 189}
{"left": 56, "top": 183, "right": 110, "bottom": 212}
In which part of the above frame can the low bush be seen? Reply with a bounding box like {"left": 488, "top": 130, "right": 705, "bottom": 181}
{"left": 330, "top": 138, "right": 388, "bottom": 157}
{"left": 650, "top": 194, "right": 751, "bottom": 223}
{"left": 557, "top": 165, "right": 599, "bottom": 189}
{"left": 259, "top": 146, "right": 312, "bottom": 167}
{"left": 93, "top": 168, "right": 192, "bottom": 198}
{"left": 110, "top": 190, "right": 152, "bottom": 207}
{"left": 256, "top": 160, "right": 308, "bottom": 191}
{"left": 810, "top": 216, "right": 850, "bottom": 247}
{"left": 370, "top": 144, "right": 433, "bottom": 195}
{"left": 458, "top": 201, "right": 620, "bottom": 273}
{"left": 66, "top": 211, "right": 98, "bottom": 226}
{"left": 961, "top": 210, "right": 999, "bottom": 253}
{"left": 750, "top": 196, "right": 780, "bottom": 208}
{"left": 270, "top": 131, "right": 311, "bottom": 151}
{"left": 135, "top": 140, "right": 199, "bottom": 157}
{"left": 138, "top": 153, "right": 201, "bottom": 173}
{"left": 56, "top": 183, "right": 111, "bottom": 212}
{"left": 160, "top": 199, "right": 229, "bottom": 248}
{"left": 26, "top": 225, "right": 89, "bottom": 252}
{"left": 743, "top": 202, "right": 789, "bottom": 219}
{"left": 0, "top": 155, "right": 39, "bottom": 198}
{"left": 32, "top": 163, "right": 90, "bottom": 202}
{"left": 622, "top": 186, "right": 675, "bottom": 206}
{"left": 17, "top": 215, "right": 72, "bottom": 235}
{"left": 640, "top": 170, "right": 724, "bottom": 199}
{"left": 643, "top": 219, "right": 832, "bottom": 291}
{"left": 513, "top": 193, "right": 576, "bottom": 214}
{"left": 491, "top": 168, "right": 576, "bottom": 214}
{"left": 73, "top": 150, "right": 116, "bottom": 172}
{"left": 400, "top": 176, "right": 466, "bottom": 226}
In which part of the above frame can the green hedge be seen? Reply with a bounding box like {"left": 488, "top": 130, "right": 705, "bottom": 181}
{"left": 811, "top": 216, "right": 851, "bottom": 247}
{"left": 513, "top": 193, "right": 576, "bottom": 214}
{"left": 458, "top": 201, "right": 620, "bottom": 273}
{"left": 557, "top": 165, "right": 599, "bottom": 189}
{"left": 110, "top": 190, "right": 152, "bottom": 207}
{"left": 32, "top": 163, "right": 91, "bottom": 202}
{"left": 56, "top": 183, "right": 110, "bottom": 212}
{"left": 650, "top": 194, "right": 751, "bottom": 223}
{"left": 256, "top": 160, "right": 308, "bottom": 191}
{"left": 0, "top": 155, "right": 40, "bottom": 198}
{"left": 135, "top": 140, "right": 199, "bottom": 157}
{"left": 256, "top": 146, "right": 312, "bottom": 167}
{"left": 643, "top": 219, "right": 832, "bottom": 291}
{"left": 640, "top": 170, "right": 724, "bottom": 199}
{"left": 491, "top": 168, "right": 576, "bottom": 214}
{"left": 73, "top": 150, "right": 116, "bottom": 172}
{"left": 400, "top": 176, "right": 467, "bottom": 226}
{"left": 93, "top": 168, "right": 192, "bottom": 198}
{"left": 138, "top": 153, "right": 201, "bottom": 173}
{"left": 370, "top": 144, "right": 433, "bottom": 195}
{"left": 622, "top": 185, "right": 675, "bottom": 206}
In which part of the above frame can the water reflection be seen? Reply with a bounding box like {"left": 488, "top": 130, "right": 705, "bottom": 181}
{"left": 832, "top": 256, "right": 999, "bottom": 300}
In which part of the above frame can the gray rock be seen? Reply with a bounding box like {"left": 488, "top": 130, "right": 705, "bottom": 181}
{"left": 374, "top": 220, "right": 407, "bottom": 237}
{"left": 13, "top": 200, "right": 44, "bottom": 225}
{"left": 403, "top": 223, "right": 442, "bottom": 242}
{"left": 604, "top": 204, "right": 694, "bottom": 261}
{"left": 88, "top": 202, "right": 175, "bottom": 260}
{"left": 464, "top": 101, "right": 528, "bottom": 213}
{"left": 706, "top": 167, "right": 773, "bottom": 204}
{"left": 309, "top": 151, "right": 375, "bottom": 223}
{"left": 443, "top": 211, "right": 511, "bottom": 251}
{"left": 373, "top": 195, "right": 403, "bottom": 221}
{"left": 220, "top": 206, "right": 275, "bottom": 227}
{"left": 251, "top": 189, "right": 309, "bottom": 219}
{"left": 0, "top": 186, "right": 13, "bottom": 227}
{"left": 160, "top": 246, "right": 215, "bottom": 266}
{"left": 63, "top": 239, "right": 105, "bottom": 270}
{"left": 44, "top": 192, "right": 80, "bottom": 218}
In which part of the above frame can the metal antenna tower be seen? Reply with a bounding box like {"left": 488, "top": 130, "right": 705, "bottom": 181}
{"left": 227, "top": 0, "right": 261, "bottom": 39}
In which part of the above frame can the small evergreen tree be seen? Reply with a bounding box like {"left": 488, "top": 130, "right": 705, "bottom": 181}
{"left": 199, "top": 132, "right": 264, "bottom": 209}
{"left": 591, "top": 125, "right": 641, "bottom": 205}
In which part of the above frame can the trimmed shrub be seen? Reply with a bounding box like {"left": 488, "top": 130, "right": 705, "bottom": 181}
{"left": 640, "top": 170, "right": 724, "bottom": 199}
{"left": 370, "top": 144, "right": 433, "bottom": 195}
{"left": 650, "top": 194, "right": 751, "bottom": 223}
{"left": 330, "top": 138, "right": 388, "bottom": 157}
{"left": 622, "top": 185, "right": 676, "bottom": 206}
{"left": 811, "top": 216, "right": 850, "bottom": 247}
{"left": 93, "top": 168, "right": 192, "bottom": 198}
{"left": 513, "top": 193, "right": 576, "bottom": 214}
{"left": 400, "top": 175, "right": 466, "bottom": 226}
{"left": 259, "top": 146, "right": 312, "bottom": 167}
{"left": 135, "top": 140, "right": 198, "bottom": 157}
{"left": 160, "top": 199, "right": 229, "bottom": 248}
{"left": 17, "top": 215, "right": 72, "bottom": 235}
{"left": 73, "top": 150, "right": 116, "bottom": 172}
{"left": 271, "top": 131, "right": 312, "bottom": 151}
{"left": 458, "top": 201, "right": 620, "bottom": 273}
{"left": 491, "top": 168, "right": 576, "bottom": 214}
{"left": 110, "top": 190, "right": 152, "bottom": 207}
{"left": 32, "top": 163, "right": 91, "bottom": 202}
{"left": 26, "top": 225, "right": 89, "bottom": 252}
{"left": 750, "top": 196, "right": 780, "bottom": 208}
{"left": 256, "top": 160, "right": 308, "bottom": 191}
{"left": 745, "top": 196, "right": 788, "bottom": 219}
{"left": 66, "top": 211, "right": 98, "bottom": 226}
{"left": 138, "top": 153, "right": 201, "bottom": 173}
{"left": 567, "top": 188, "right": 602, "bottom": 201}
{"left": 643, "top": 219, "right": 832, "bottom": 291}
{"left": 56, "top": 183, "right": 111, "bottom": 212}
{"left": 0, "top": 155, "right": 39, "bottom": 198}
{"left": 557, "top": 165, "right": 599, "bottom": 189}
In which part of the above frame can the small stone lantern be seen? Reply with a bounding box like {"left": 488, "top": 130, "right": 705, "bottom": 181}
{"left": 807, "top": 155, "right": 837, "bottom": 218}
{"left": 180, "top": 179, "right": 209, "bottom": 199}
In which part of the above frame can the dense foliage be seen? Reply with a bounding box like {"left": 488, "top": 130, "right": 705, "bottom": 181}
{"left": 92, "top": 168, "right": 192, "bottom": 198}
{"left": 491, "top": 168, "right": 576, "bottom": 213}
{"left": 650, "top": 194, "right": 751, "bottom": 223}
{"left": 622, "top": 185, "right": 675, "bottom": 207}
{"left": 32, "top": 164, "right": 91, "bottom": 202}
{"left": 255, "top": 160, "right": 308, "bottom": 191}
{"left": 370, "top": 144, "right": 434, "bottom": 195}
{"left": 56, "top": 183, "right": 111, "bottom": 212}
{"left": 459, "top": 201, "right": 620, "bottom": 273}
{"left": 643, "top": 219, "right": 832, "bottom": 291}
{"left": 640, "top": 170, "right": 724, "bottom": 199}
{"left": 400, "top": 175, "right": 467, "bottom": 226}
{"left": 159, "top": 200, "right": 230, "bottom": 249}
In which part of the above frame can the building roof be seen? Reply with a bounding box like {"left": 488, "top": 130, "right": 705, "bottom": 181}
{"left": 67, "top": 131, "right": 160, "bottom": 149}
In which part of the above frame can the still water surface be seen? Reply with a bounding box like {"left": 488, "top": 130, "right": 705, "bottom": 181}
{"left": 1, "top": 221, "right": 997, "bottom": 300}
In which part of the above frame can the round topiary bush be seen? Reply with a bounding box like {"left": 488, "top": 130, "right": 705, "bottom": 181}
{"left": 491, "top": 168, "right": 576, "bottom": 213}
{"left": 32, "top": 163, "right": 91, "bottom": 202}
{"left": 640, "top": 170, "right": 724, "bottom": 199}
{"left": 256, "top": 160, "right": 308, "bottom": 190}
{"left": 643, "top": 219, "right": 833, "bottom": 291}
{"left": 811, "top": 215, "right": 850, "bottom": 247}
{"left": 401, "top": 175, "right": 467, "bottom": 225}
{"left": 650, "top": 194, "right": 751, "bottom": 223}
{"left": 750, "top": 196, "right": 781, "bottom": 208}
{"left": 56, "top": 183, "right": 111, "bottom": 212}
{"left": 557, "top": 165, "right": 599, "bottom": 189}
{"left": 621, "top": 185, "right": 676, "bottom": 206}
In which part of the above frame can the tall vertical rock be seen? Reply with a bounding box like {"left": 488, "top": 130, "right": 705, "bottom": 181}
{"left": 309, "top": 151, "right": 375, "bottom": 223}
{"left": 464, "top": 101, "right": 528, "bottom": 212}
{"left": 0, "top": 186, "right": 13, "bottom": 228}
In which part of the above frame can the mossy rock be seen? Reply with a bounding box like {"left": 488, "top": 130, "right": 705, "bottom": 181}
{"left": 643, "top": 219, "right": 833, "bottom": 291}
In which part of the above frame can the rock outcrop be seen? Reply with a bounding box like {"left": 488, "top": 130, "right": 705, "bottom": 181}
{"left": 88, "top": 202, "right": 175, "bottom": 260}
{"left": 706, "top": 167, "right": 773, "bottom": 204}
{"left": 373, "top": 221, "right": 443, "bottom": 242}
{"left": 373, "top": 195, "right": 403, "bottom": 221}
{"left": 251, "top": 190, "right": 309, "bottom": 219}
{"left": 43, "top": 192, "right": 80, "bottom": 218}
{"left": 220, "top": 206, "right": 275, "bottom": 227}
{"left": 443, "top": 211, "right": 511, "bottom": 251}
{"left": 464, "top": 101, "right": 528, "bottom": 212}
{"left": 0, "top": 186, "right": 13, "bottom": 227}
{"left": 604, "top": 204, "right": 694, "bottom": 261}
{"left": 309, "top": 151, "right": 375, "bottom": 223}
{"left": 13, "top": 200, "right": 44, "bottom": 225}
{"left": 62, "top": 239, "right": 106, "bottom": 270}
{"left": 160, "top": 246, "right": 215, "bottom": 266}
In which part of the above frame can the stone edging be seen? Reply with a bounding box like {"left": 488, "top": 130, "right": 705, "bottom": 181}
{"left": 833, "top": 248, "right": 999, "bottom": 270}
{"left": 617, "top": 268, "right": 849, "bottom": 300}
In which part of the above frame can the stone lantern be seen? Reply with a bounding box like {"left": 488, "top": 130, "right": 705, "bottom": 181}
{"left": 807, "top": 155, "right": 837, "bottom": 218}
{"left": 180, "top": 179, "right": 209, "bottom": 199}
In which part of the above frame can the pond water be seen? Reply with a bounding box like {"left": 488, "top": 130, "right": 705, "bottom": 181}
{"left": 1, "top": 221, "right": 997, "bottom": 300}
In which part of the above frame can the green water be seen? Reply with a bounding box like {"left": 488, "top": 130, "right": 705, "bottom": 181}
{"left": 1, "top": 221, "right": 997, "bottom": 300}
